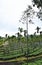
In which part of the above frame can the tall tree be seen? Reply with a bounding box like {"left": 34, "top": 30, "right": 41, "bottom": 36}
{"left": 34, "top": 32, "right": 36, "bottom": 35}
{"left": 24, "top": 30, "right": 27, "bottom": 37}
{"left": 19, "top": 5, "right": 35, "bottom": 65}
{"left": 18, "top": 27, "right": 23, "bottom": 34}
{"left": 16, "top": 32, "right": 20, "bottom": 39}
{"left": 36, "top": 26, "right": 40, "bottom": 33}
{"left": 5, "top": 34, "right": 8, "bottom": 38}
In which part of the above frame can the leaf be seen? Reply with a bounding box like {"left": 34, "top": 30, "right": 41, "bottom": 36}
{"left": 29, "top": 20, "right": 34, "bottom": 24}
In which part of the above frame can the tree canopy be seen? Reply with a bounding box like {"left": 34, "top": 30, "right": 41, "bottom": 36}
{"left": 32, "top": 0, "right": 42, "bottom": 20}
{"left": 32, "top": 0, "right": 42, "bottom": 8}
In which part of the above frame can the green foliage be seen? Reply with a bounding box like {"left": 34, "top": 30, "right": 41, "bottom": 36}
{"left": 0, "top": 35, "right": 42, "bottom": 64}
{"left": 32, "top": 0, "right": 42, "bottom": 8}
{"left": 22, "top": 58, "right": 42, "bottom": 65}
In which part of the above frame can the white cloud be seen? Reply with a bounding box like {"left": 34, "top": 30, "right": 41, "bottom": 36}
{"left": 0, "top": 0, "right": 42, "bottom": 36}
{"left": 0, "top": 0, "right": 32, "bottom": 36}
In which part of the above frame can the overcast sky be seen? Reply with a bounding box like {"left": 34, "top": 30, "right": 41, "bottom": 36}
{"left": 0, "top": 0, "right": 42, "bottom": 37}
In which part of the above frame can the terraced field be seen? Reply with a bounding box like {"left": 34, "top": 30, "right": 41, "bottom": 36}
{"left": 0, "top": 42, "right": 42, "bottom": 59}
{"left": 0, "top": 38, "right": 42, "bottom": 65}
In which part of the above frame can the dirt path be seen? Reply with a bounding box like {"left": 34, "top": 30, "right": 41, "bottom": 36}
{"left": 0, "top": 53, "right": 42, "bottom": 62}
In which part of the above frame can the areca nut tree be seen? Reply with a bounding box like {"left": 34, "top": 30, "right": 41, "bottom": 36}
{"left": 18, "top": 27, "right": 23, "bottom": 34}
{"left": 36, "top": 26, "right": 41, "bottom": 33}
{"left": 19, "top": 5, "right": 35, "bottom": 65}
{"left": 24, "top": 30, "right": 27, "bottom": 37}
